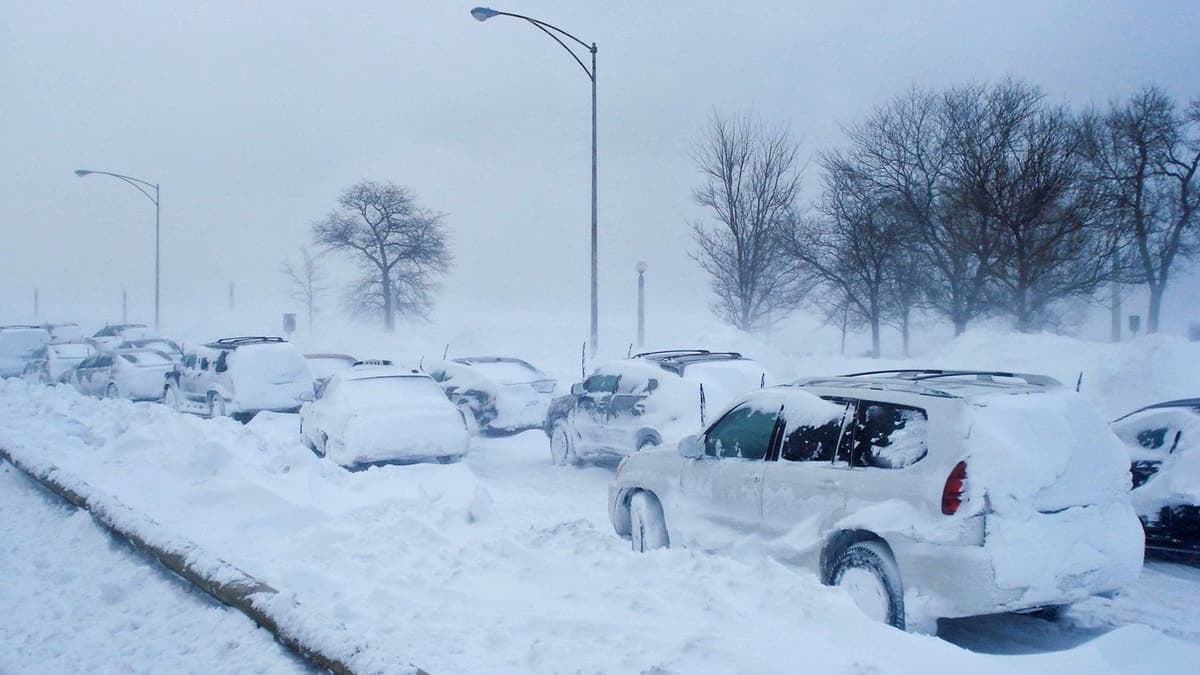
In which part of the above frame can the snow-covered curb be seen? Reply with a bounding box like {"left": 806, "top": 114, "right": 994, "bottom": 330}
{"left": 0, "top": 443, "right": 419, "bottom": 675}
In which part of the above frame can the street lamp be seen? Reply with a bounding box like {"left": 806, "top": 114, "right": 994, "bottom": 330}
{"left": 469, "top": 6, "right": 599, "bottom": 357}
{"left": 75, "top": 169, "right": 161, "bottom": 331}
{"left": 636, "top": 261, "right": 647, "bottom": 348}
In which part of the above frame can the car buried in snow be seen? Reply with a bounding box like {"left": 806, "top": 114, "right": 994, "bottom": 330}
{"left": 115, "top": 337, "right": 185, "bottom": 362}
{"left": 163, "top": 336, "right": 313, "bottom": 422}
{"left": 299, "top": 364, "right": 469, "bottom": 468}
{"left": 89, "top": 323, "right": 156, "bottom": 351}
{"left": 23, "top": 341, "right": 96, "bottom": 384}
{"left": 545, "top": 350, "right": 770, "bottom": 465}
{"left": 67, "top": 348, "right": 175, "bottom": 400}
{"left": 608, "top": 369, "right": 1144, "bottom": 632}
{"left": 1112, "top": 398, "right": 1200, "bottom": 561}
{"left": 425, "top": 356, "right": 557, "bottom": 435}
{"left": 0, "top": 325, "right": 53, "bottom": 378}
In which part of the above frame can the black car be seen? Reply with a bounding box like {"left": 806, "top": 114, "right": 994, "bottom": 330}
{"left": 544, "top": 350, "right": 769, "bottom": 465}
{"left": 1112, "top": 398, "right": 1200, "bottom": 560}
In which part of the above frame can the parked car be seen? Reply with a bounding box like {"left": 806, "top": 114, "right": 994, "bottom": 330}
{"left": 1112, "top": 399, "right": 1200, "bottom": 559}
{"left": 426, "top": 356, "right": 557, "bottom": 434}
{"left": 545, "top": 350, "right": 769, "bottom": 465}
{"left": 116, "top": 337, "right": 184, "bottom": 362}
{"left": 0, "top": 325, "right": 52, "bottom": 378}
{"left": 42, "top": 322, "right": 84, "bottom": 344}
{"left": 300, "top": 364, "right": 469, "bottom": 468}
{"left": 164, "top": 336, "right": 313, "bottom": 421}
{"left": 609, "top": 369, "right": 1143, "bottom": 631}
{"left": 90, "top": 323, "right": 155, "bottom": 350}
{"left": 305, "top": 353, "right": 358, "bottom": 388}
{"left": 23, "top": 341, "right": 96, "bottom": 384}
{"left": 67, "top": 348, "right": 174, "bottom": 400}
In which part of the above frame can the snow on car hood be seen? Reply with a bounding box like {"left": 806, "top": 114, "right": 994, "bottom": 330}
{"left": 964, "top": 390, "right": 1133, "bottom": 516}
{"left": 230, "top": 343, "right": 312, "bottom": 397}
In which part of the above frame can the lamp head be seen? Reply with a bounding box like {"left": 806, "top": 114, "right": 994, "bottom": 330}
{"left": 636, "top": 261, "right": 647, "bottom": 273}
{"left": 74, "top": 169, "right": 92, "bottom": 177}
{"left": 470, "top": 6, "right": 499, "bottom": 21}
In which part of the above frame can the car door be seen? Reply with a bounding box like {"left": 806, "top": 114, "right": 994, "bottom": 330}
{"left": 835, "top": 399, "right": 933, "bottom": 524}
{"left": 572, "top": 372, "right": 618, "bottom": 453}
{"left": 603, "top": 372, "right": 658, "bottom": 450}
{"left": 677, "top": 401, "right": 781, "bottom": 548}
{"left": 71, "top": 356, "right": 96, "bottom": 393}
{"left": 760, "top": 396, "right": 856, "bottom": 541}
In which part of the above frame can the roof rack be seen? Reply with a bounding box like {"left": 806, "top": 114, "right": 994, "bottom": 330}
{"left": 841, "top": 369, "right": 1059, "bottom": 387}
{"left": 353, "top": 359, "right": 394, "bottom": 367}
{"left": 0, "top": 324, "right": 43, "bottom": 330}
{"left": 209, "top": 336, "right": 286, "bottom": 348}
{"left": 633, "top": 349, "right": 711, "bottom": 359}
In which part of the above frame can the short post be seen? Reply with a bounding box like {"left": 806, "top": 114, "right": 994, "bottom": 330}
{"left": 636, "top": 261, "right": 646, "bottom": 348}
{"left": 122, "top": 288, "right": 128, "bottom": 323}
{"left": 33, "top": 289, "right": 39, "bottom": 320}
{"left": 229, "top": 283, "right": 235, "bottom": 312}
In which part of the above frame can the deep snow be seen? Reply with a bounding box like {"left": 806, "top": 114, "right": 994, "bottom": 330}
{"left": 3, "top": 329, "right": 1200, "bottom": 673}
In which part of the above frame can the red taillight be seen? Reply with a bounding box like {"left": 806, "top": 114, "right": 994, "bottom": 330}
{"left": 941, "top": 461, "right": 967, "bottom": 515}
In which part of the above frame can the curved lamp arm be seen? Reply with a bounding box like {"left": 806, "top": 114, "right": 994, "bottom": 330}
{"left": 470, "top": 6, "right": 595, "bottom": 81}
{"left": 75, "top": 169, "right": 159, "bottom": 204}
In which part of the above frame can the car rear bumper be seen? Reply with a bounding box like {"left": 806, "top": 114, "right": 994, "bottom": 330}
{"left": 894, "top": 502, "right": 1144, "bottom": 620}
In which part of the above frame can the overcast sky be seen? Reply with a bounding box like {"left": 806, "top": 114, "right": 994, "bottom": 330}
{"left": 2, "top": 1, "right": 1198, "bottom": 346}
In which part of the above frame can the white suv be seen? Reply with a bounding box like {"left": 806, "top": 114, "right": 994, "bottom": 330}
{"left": 164, "top": 336, "right": 313, "bottom": 421}
{"left": 608, "top": 369, "right": 1143, "bottom": 631}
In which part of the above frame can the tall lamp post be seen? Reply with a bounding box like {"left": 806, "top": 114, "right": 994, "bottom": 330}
{"left": 636, "top": 261, "right": 646, "bottom": 348}
{"left": 470, "top": 6, "right": 599, "bottom": 357}
{"left": 74, "top": 169, "right": 161, "bottom": 331}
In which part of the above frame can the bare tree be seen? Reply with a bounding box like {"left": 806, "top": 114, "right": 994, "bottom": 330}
{"left": 690, "top": 111, "right": 808, "bottom": 331}
{"left": 951, "top": 81, "right": 1114, "bottom": 331}
{"left": 840, "top": 87, "right": 1003, "bottom": 335}
{"left": 1086, "top": 87, "right": 1200, "bottom": 332}
{"left": 785, "top": 158, "right": 911, "bottom": 357}
{"left": 312, "top": 181, "right": 452, "bottom": 330}
{"left": 280, "top": 247, "right": 326, "bottom": 334}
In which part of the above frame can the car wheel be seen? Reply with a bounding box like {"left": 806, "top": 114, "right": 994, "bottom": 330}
{"left": 105, "top": 383, "right": 120, "bottom": 400}
{"left": 629, "top": 491, "right": 669, "bottom": 552}
{"left": 830, "top": 540, "right": 905, "bottom": 630}
{"left": 208, "top": 393, "right": 227, "bottom": 418}
{"left": 637, "top": 435, "right": 660, "bottom": 451}
{"left": 163, "top": 384, "right": 180, "bottom": 411}
{"left": 549, "top": 420, "right": 579, "bottom": 466}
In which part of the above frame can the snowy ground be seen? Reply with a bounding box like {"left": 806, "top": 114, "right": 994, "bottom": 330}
{"left": 3, "top": 330, "right": 1200, "bottom": 673}
{"left": 0, "top": 464, "right": 309, "bottom": 674}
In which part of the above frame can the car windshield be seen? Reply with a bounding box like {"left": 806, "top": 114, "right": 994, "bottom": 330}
{"left": 50, "top": 343, "right": 93, "bottom": 359}
{"left": 337, "top": 376, "right": 448, "bottom": 407}
{"left": 306, "top": 356, "right": 357, "bottom": 380}
{"left": 119, "top": 351, "right": 173, "bottom": 366}
{"left": 462, "top": 359, "right": 545, "bottom": 384}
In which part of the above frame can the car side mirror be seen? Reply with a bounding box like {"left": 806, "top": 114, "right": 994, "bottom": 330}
{"left": 646, "top": 378, "right": 659, "bottom": 393}
{"left": 679, "top": 434, "right": 704, "bottom": 459}
{"left": 299, "top": 390, "right": 314, "bottom": 402}
{"left": 570, "top": 382, "right": 584, "bottom": 396}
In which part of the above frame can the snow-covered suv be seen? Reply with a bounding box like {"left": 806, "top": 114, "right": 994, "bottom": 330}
{"left": 164, "top": 336, "right": 313, "bottom": 421}
{"left": 546, "top": 350, "right": 769, "bottom": 465}
{"left": 608, "top": 369, "right": 1143, "bottom": 631}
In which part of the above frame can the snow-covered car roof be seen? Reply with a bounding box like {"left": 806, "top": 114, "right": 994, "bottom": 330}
{"left": 794, "top": 369, "right": 1061, "bottom": 399}
{"left": 341, "top": 365, "right": 428, "bottom": 381}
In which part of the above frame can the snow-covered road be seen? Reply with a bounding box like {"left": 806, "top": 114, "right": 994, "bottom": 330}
{"left": 3, "top": 371, "right": 1200, "bottom": 673}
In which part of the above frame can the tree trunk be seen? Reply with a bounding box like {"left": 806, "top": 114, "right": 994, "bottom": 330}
{"left": 900, "top": 308, "right": 911, "bottom": 358}
{"left": 869, "top": 315, "right": 881, "bottom": 358}
{"left": 953, "top": 316, "right": 967, "bottom": 336}
{"left": 1147, "top": 283, "right": 1164, "bottom": 333}
{"left": 381, "top": 272, "right": 394, "bottom": 331}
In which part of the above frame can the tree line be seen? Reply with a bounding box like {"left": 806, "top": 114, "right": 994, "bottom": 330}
{"left": 692, "top": 81, "right": 1200, "bottom": 356}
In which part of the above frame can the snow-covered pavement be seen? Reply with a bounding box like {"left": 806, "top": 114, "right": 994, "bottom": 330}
{"left": 3, "top": 376, "right": 1200, "bottom": 673}
{"left": 0, "top": 464, "right": 309, "bottom": 674}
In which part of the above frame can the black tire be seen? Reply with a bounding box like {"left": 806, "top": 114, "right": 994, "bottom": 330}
{"left": 105, "top": 383, "right": 120, "bottom": 400}
{"left": 208, "top": 393, "right": 227, "bottom": 418}
{"left": 163, "top": 383, "right": 181, "bottom": 411}
{"left": 830, "top": 540, "right": 905, "bottom": 630}
{"left": 636, "top": 435, "right": 661, "bottom": 451}
{"left": 1028, "top": 604, "right": 1066, "bottom": 622}
{"left": 629, "top": 491, "right": 669, "bottom": 552}
{"left": 549, "top": 420, "right": 579, "bottom": 466}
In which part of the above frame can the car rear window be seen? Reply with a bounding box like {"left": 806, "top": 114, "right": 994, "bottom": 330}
{"left": 339, "top": 376, "right": 449, "bottom": 407}
{"left": 119, "top": 351, "right": 172, "bottom": 366}
{"left": 465, "top": 360, "right": 544, "bottom": 384}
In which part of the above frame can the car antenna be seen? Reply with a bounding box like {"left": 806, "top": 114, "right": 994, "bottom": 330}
{"left": 760, "top": 372, "right": 766, "bottom": 389}
{"left": 1075, "top": 372, "right": 1083, "bottom": 392}
{"left": 699, "top": 383, "right": 707, "bottom": 427}
{"left": 626, "top": 343, "right": 632, "bottom": 358}
{"left": 418, "top": 355, "right": 424, "bottom": 370}
{"left": 580, "top": 341, "right": 586, "bottom": 380}
{"left": 442, "top": 343, "right": 450, "bottom": 360}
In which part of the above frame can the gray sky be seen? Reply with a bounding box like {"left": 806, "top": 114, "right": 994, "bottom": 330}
{"left": 2, "top": 1, "right": 1198, "bottom": 346}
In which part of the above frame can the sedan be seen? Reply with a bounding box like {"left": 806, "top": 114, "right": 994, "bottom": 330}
{"left": 69, "top": 348, "right": 174, "bottom": 401}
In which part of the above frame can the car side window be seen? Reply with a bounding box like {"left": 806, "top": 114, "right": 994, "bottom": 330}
{"left": 704, "top": 404, "right": 779, "bottom": 460}
{"left": 200, "top": 356, "right": 209, "bottom": 370}
{"left": 850, "top": 402, "right": 929, "bottom": 469}
{"left": 780, "top": 401, "right": 851, "bottom": 462}
{"left": 96, "top": 355, "right": 112, "bottom": 368}
{"left": 583, "top": 373, "right": 619, "bottom": 394}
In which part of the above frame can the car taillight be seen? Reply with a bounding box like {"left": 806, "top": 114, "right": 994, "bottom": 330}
{"left": 941, "top": 461, "right": 967, "bottom": 515}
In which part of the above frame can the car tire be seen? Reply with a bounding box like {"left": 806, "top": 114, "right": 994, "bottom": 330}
{"left": 830, "top": 540, "right": 905, "bottom": 630}
{"left": 208, "top": 393, "right": 227, "bottom": 419}
{"left": 105, "top": 383, "right": 120, "bottom": 400}
{"left": 549, "top": 420, "right": 579, "bottom": 466}
{"left": 637, "top": 435, "right": 661, "bottom": 451}
{"left": 629, "top": 491, "right": 669, "bottom": 552}
{"left": 163, "top": 383, "right": 181, "bottom": 411}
